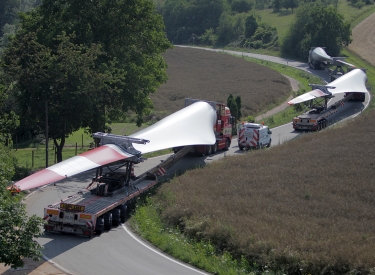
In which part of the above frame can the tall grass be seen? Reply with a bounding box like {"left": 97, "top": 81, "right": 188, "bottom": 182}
{"left": 131, "top": 197, "right": 269, "bottom": 275}
{"left": 151, "top": 108, "right": 375, "bottom": 274}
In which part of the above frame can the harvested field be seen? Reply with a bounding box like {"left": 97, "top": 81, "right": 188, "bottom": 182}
{"left": 348, "top": 12, "right": 375, "bottom": 66}
{"left": 150, "top": 47, "right": 291, "bottom": 119}
{"left": 157, "top": 110, "right": 375, "bottom": 274}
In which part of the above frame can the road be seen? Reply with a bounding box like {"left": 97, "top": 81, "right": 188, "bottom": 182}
{"left": 22, "top": 48, "right": 369, "bottom": 275}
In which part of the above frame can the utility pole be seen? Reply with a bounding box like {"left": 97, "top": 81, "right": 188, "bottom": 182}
{"left": 45, "top": 100, "right": 48, "bottom": 168}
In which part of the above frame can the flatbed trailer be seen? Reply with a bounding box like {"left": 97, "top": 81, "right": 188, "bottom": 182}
{"left": 43, "top": 135, "right": 193, "bottom": 237}
{"left": 292, "top": 92, "right": 365, "bottom": 131}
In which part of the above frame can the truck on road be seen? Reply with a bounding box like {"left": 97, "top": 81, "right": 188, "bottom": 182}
{"left": 43, "top": 134, "right": 193, "bottom": 237}
{"left": 173, "top": 98, "right": 235, "bottom": 156}
{"left": 308, "top": 47, "right": 356, "bottom": 81}
{"left": 237, "top": 122, "right": 272, "bottom": 150}
{"left": 291, "top": 91, "right": 365, "bottom": 131}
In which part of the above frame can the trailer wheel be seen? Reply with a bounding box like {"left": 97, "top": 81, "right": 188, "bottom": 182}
{"left": 212, "top": 142, "right": 218, "bottom": 154}
{"left": 111, "top": 209, "right": 121, "bottom": 227}
{"left": 120, "top": 205, "right": 127, "bottom": 223}
{"left": 95, "top": 217, "right": 104, "bottom": 235}
{"left": 104, "top": 213, "right": 112, "bottom": 230}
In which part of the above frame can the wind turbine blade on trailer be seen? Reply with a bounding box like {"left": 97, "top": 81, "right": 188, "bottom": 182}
{"left": 288, "top": 68, "right": 368, "bottom": 105}
{"left": 334, "top": 58, "right": 356, "bottom": 68}
{"left": 311, "top": 47, "right": 333, "bottom": 62}
{"left": 14, "top": 102, "right": 217, "bottom": 191}
{"left": 14, "top": 144, "right": 136, "bottom": 191}
{"left": 130, "top": 101, "right": 217, "bottom": 154}
{"left": 288, "top": 89, "right": 328, "bottom": 105}
{"left": 326, "top": 68, "right": 367, "bottom": 95}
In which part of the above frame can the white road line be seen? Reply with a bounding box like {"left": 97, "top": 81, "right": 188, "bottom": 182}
{"left": 43, "top": 254, "right": 75, "bottom": 275}
{"left": 122, "top": 224, "right": 211, "bottom": 275}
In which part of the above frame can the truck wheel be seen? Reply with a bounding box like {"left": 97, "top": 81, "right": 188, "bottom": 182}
{"left": 239, "top": 144, "right": 244, "bottom": 151}
{"left": 223, "top": 139, "right": 230, "bottom": 151}
{"left": 266, "top": 139, "right": 271, "bottom": 148}
{"left": 104, "top": 213, "right": 112, "bottom": 230}
{"left": 206, "top": 145, "right": 212, "bottom": 156}
{"left": 120, "top": 205, "right": 127, "bottom": 223}
{"left": 95, "top": 217, "right": 104, "bottom": 235}
{"left": 212, "top": 143, "right": 218, "bottom": 154}
{"left": 111, "top": 209, "right": 121, "bottom": 227}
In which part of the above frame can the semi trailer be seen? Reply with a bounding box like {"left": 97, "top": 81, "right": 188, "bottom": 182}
{"left": 43, "top": 134, "right": 194, "bottom": 237}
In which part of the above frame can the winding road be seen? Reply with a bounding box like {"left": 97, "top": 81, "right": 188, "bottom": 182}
{"left": 21, "top": 48, "right": 370, "bottom": 275}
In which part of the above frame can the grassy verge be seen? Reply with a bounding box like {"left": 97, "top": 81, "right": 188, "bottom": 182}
{"left": 130, "top": 197, "right": 273, "bottom": 275}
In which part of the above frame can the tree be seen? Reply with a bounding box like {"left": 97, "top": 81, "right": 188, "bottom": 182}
{"left": 2, "top": 0, "right": 171, "bottom": 162}
{"left": 245, "top": 14, "right": 258, "bottom": 38}
{"left": 282, "top": 0, "right": 299, "bottom": 12}
{"left": 227, "top": 94, "right": 238, "bottom": 135}
{"left": 216, "top": 12, "right": 237, "bottom": 46}
{"left": 235, "top": 95, "right": 242, "bottom": 121}
{"left": 0, "top": 71, "right": 19, "bottom": 145}
{"left": 272, "top": 0, "right": 281, "bottom": 11}
{"left": 163, "top": 0, "right": 229, "bottom": 44}
{"left": 281, "top": 4, "right": 351, "bottom": 59}
{"left": 231, "top": 0, "right": 254, "bottom": 13}
{"left": 0, "top": 143, "right": 45, "bottom": 269}
{"left": 0, "top": 0, "right": 19, "bottom": 34}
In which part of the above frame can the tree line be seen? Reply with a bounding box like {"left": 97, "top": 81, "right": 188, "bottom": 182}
{"left": 155, "top": 0, "right": 363, "bottom": 57}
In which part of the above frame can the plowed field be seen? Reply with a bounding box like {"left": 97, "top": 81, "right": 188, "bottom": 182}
{"left": 150, "top": 47, "right": 291, "bottom": 119}
{"left": 348, "top": 12, "right": 375, "bottom": 66}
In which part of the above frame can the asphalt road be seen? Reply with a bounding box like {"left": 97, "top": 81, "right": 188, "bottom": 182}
{"left": 24, "top": 48, "right": 370, "bottom": 275}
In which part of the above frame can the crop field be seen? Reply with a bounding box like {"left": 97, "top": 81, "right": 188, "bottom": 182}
{"left": 154, "top": 108, "right": 375, "bottom": 274}
{"left": 150, "top": 47, "right": 291, "bottom": 119}
{"left": 348, "top": 11, "right": 375, "bottom": 67}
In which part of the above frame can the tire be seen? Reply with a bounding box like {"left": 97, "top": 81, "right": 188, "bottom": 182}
{"left": 95, "top": 217, "right": 104, "bottom": 235}
{"left": 212, "top": 142, "right": 218, "bottom": 154}
{"left": 206, "top": 145, "right": 212, "bottom": 156}
{"left": 104, "top": 212, "right": 112, "bottom": 230}
{"left": 223, "top": 139, "right": 230, "bottom": 151}
{"left": 120, "top": 204, "right": 127, "bottom": 223}
{"left": 111, "top": 209, "right": 121, "bottom": 227}
{"left": 266, "top": 139, "right": 271, "bottom": 148}
{"left": 239, "top": 144, "right": 244, "bottom": 151}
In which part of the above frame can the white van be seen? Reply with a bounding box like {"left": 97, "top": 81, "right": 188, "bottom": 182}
{"left": 237, "top": 122, "right": 272, "bottom": 150}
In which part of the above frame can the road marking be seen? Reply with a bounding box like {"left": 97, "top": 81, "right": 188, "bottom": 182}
{"left": 42, "top": 254, "right": 75, "bottom": 275}
{"left": 121, "top": 224, "right": 211, "bottom": 275}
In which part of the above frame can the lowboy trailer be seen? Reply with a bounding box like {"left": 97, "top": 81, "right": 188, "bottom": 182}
{"left": 43, "top": 134, "right": 192, "bottom": 237}
{"left": 292, "top": 92, "right": 365, "bottom": 131}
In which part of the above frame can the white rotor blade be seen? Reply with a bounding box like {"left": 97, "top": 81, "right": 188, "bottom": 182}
{"left": 130, "top": 101, "right": 217, "bottom": 154}
{"left": 14, "top": 144, "right": 135, "bottom": 191}
{"left": 334, "top": 59, "right": 356, "bottom": 68}
{"left": 312, "top": 47, "right": 333, "bottom": 62}
{"left": 327, "top": 68, "right": 367, "bottom": 95}
{"left": 288, "top": 69, "right": 367, "bottom": 105}
{"left": 288, "top": 89, "right": 327, "bottom": 105}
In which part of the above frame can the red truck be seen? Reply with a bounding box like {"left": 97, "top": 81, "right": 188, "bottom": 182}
{"left": 173, "top": 98, "right": 235, "bottom": 156}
